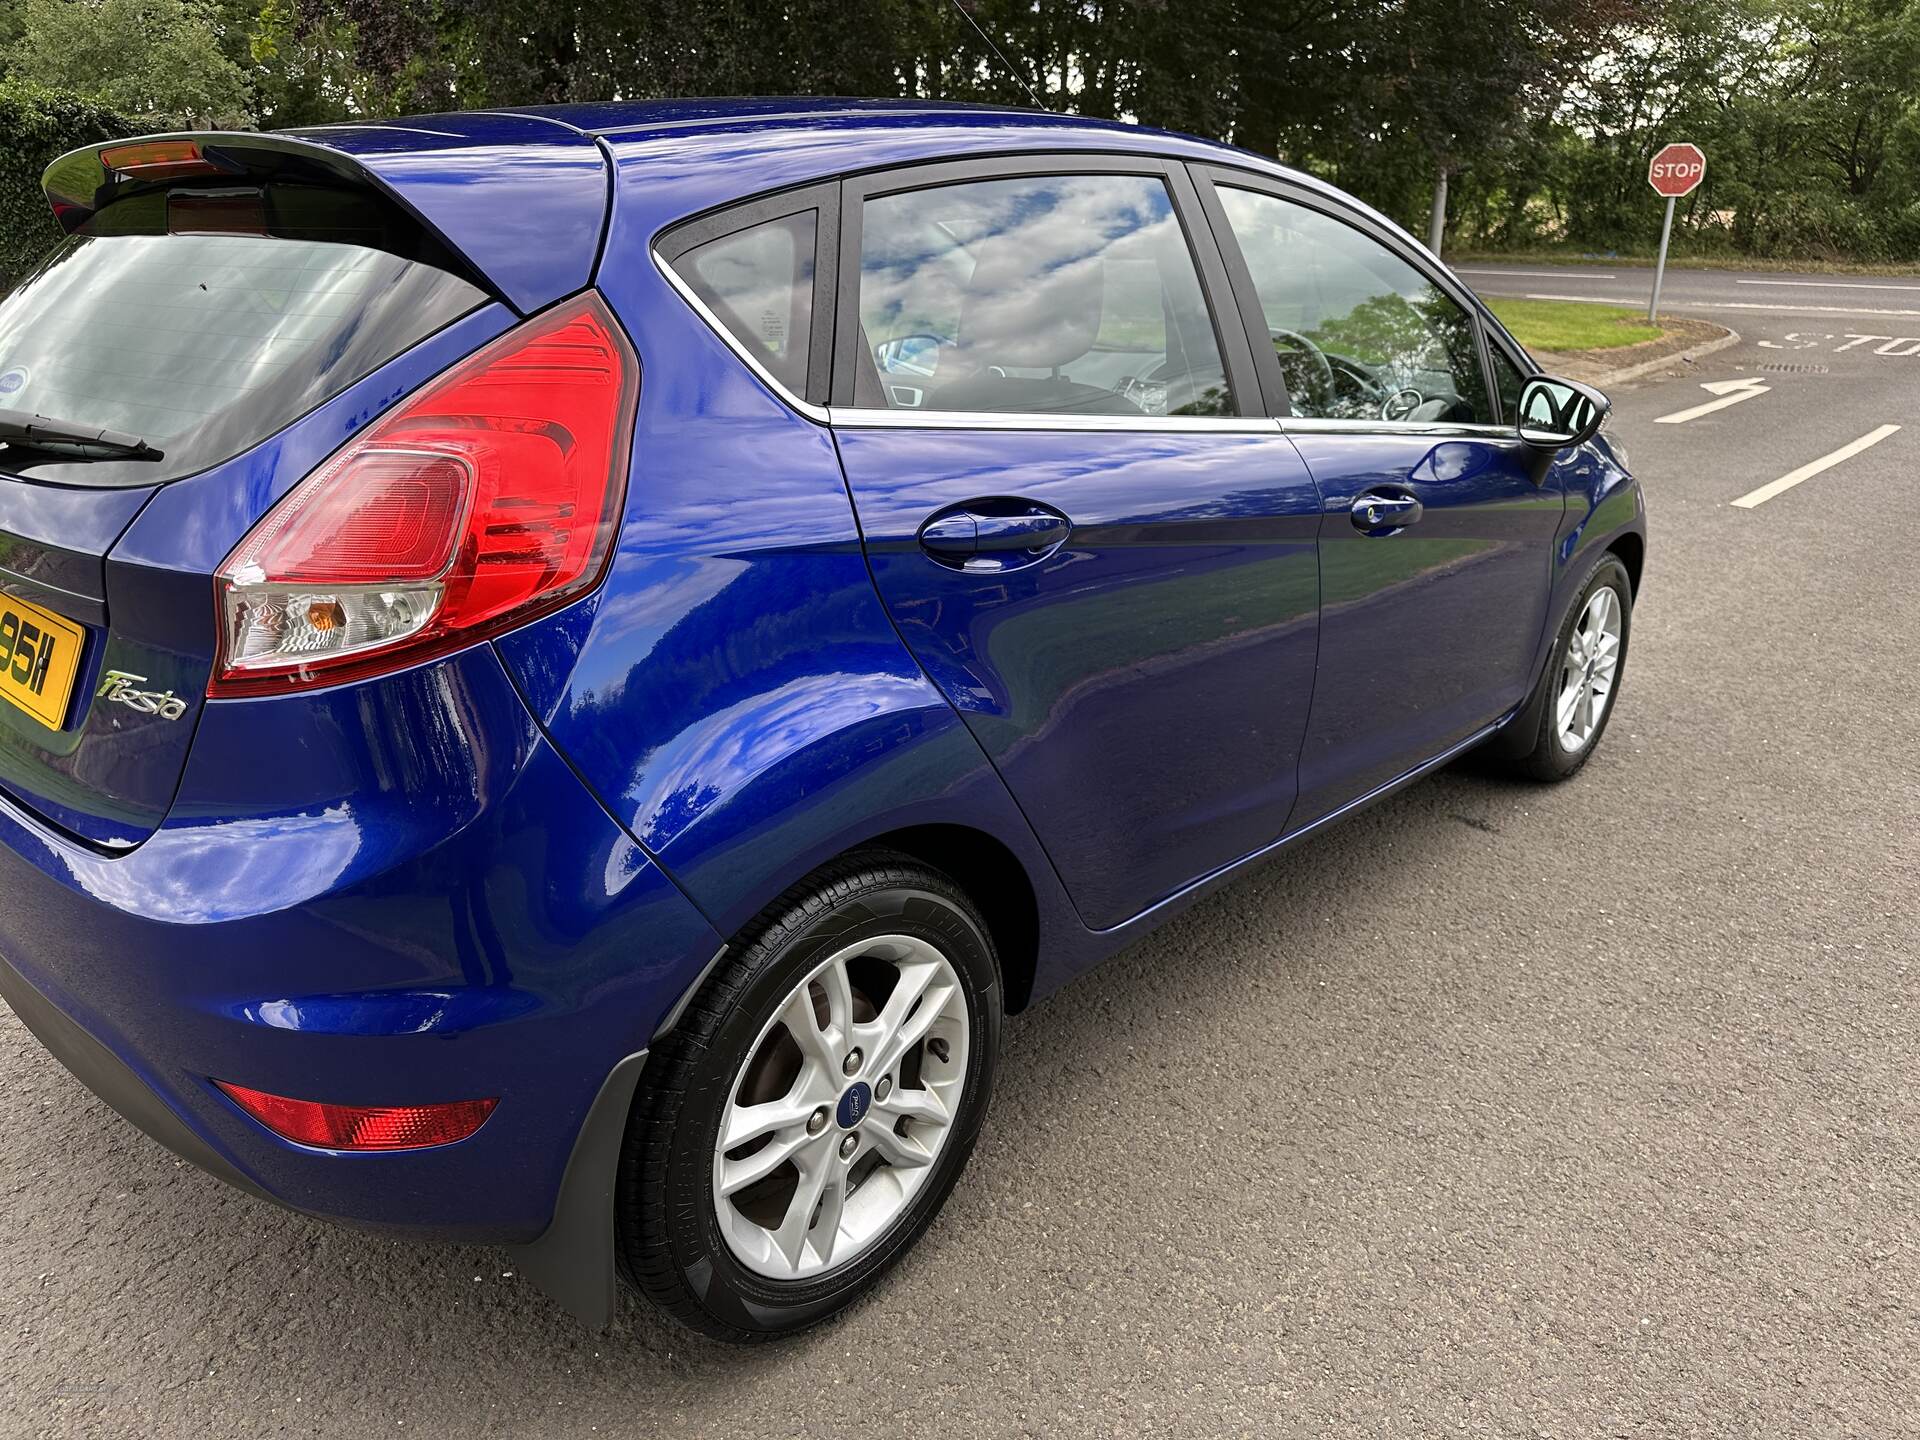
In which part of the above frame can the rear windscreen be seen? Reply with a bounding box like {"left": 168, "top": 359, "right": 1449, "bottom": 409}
{"left": 0, "top": 183, "right": 488, "bottom": 487}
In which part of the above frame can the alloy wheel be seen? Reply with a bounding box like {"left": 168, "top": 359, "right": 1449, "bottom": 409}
{"left": 711, "top": 935, "right": 970, "bottom": 1280}
{"left": 1556, "top": 585, "right": 1623, "bottom": 753}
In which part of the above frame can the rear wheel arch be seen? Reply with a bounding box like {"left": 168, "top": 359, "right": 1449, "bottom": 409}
{"left": 856, "top": 824, "right": 1040, "bottom": 1015}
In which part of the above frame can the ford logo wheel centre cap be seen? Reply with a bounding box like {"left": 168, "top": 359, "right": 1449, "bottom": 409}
{"left": 836, "top": 1081, "right": 872, "bottom": 1129}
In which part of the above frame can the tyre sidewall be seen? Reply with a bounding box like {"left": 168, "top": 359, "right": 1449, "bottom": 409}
{"left": 660, "top": 880, "right": 1001, "bottom": 1336}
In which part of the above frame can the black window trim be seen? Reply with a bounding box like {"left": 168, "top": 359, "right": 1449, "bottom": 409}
{"left": 653, "top": 180, "right": 840, "bottom": 409}
{"left": 827, "top": 151, "right": 1266, "bottom": 427}
{"left": 1191, "top": 163, "right": 1532, "bottom": 431}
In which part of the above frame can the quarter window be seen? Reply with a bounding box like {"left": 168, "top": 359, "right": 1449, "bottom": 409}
{"left": 857, "top": 173, "right": 1232, "bottom": 418}
{"left": 1491, "top": 345, "right": 1528, "bottom": 424}
{"left": 671, "top": 211, "right": 816, "bottom": 396}
{"left": 1217, "top": 188, "right": 1492, "bottom": 424}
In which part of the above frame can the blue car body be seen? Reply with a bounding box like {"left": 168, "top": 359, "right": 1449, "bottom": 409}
{"left": 0, "top": 100, "right": 1642, "bottom": 1323}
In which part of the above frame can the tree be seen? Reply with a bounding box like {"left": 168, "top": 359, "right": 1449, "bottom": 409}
{"left": 5, "top": 0, "right": 254, "bottom": 129}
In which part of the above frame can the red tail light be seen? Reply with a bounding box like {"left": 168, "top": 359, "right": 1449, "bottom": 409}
{"left": 210, "top": 295, "right": 637, "bottom": 697}
{"left": 215, "top": 1080, "right": 498, "bottom": 1151}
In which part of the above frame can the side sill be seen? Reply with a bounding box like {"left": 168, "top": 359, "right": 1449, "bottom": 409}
{"left": 1093, "top": 714, "right": 1514, "bottom": 939}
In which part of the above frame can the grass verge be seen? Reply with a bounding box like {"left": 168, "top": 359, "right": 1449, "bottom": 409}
{"left": 1483, "top": 297, "right": 1664, "bottom": 352}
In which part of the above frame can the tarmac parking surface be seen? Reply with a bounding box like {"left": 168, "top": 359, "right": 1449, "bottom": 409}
{"left": 3, "top": 264, "right": 1916, "bottom": 1438}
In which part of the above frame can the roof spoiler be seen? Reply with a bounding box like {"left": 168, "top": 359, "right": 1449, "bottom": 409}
{"left": 43, "top": 113, "right": 609, "bottom": 315}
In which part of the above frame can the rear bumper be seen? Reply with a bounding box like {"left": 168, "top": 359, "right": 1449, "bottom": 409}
{"left": 0, "top": 642, "right": 722, "bottom": 1243}
{"left": 0, "top": 945, "right": 268, "bottom": 1200}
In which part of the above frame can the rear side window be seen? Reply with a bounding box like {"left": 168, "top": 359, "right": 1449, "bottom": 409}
{"left": 669, "top": 212, "right": 817, "bottom": 397}
{"left": 857, "top": 173, "right": 1233, "bottom": 418}
{"left": 0, "top": 184, "right": 486, "bottom": 487}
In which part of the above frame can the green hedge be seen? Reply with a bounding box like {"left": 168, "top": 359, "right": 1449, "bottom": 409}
{"left": 0, "top": 85, "right": 134, "bottom": 291}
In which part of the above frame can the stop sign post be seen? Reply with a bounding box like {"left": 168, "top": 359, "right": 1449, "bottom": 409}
{"left": 1647, "top": 143, "right": 1706, "bottom": 321}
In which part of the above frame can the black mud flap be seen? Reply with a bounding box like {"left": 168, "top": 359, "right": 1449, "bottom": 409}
{"left": 503, "top": 1049, "right": 648, "bottom": 1330}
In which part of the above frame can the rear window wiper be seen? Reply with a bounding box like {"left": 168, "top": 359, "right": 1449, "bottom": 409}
{"left": 0, "top": 408, "right": 163, "bottom": 461}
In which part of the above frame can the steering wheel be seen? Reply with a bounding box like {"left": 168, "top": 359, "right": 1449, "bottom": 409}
{"left": 1269, "top": 328, "right": 1337, "bottom": 411}
{"left": 1380, "top": 387, "right": 1426, "bottom": 422}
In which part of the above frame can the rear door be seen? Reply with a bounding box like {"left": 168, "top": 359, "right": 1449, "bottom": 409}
{"left": 829, "top": 156, "right": 1321, "bottom": 931}
{"left": 1196, "top": 171, "right": 1566, "bottom": 826}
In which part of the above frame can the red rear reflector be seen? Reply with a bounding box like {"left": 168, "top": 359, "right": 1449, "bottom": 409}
{"left": 100, "top": 139, "right": 220, "bottom": 181}
{"left": 210, "top": 295, "right": 637, "bottom": 696}
{"left": 214, "top": 1081, "right": 498, "bottom": 1151}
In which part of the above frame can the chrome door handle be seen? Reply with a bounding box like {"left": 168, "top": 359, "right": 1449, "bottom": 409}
{"left": 919, "top": 503, "right": 1072, "bottom": 559}
{"left": 1351, "top": 491, "right": 1423, "bottom": 533}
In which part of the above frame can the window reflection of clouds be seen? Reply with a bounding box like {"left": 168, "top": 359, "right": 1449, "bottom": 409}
{"left": 861, "top": 175, "right": 1171, "bottom": 347}
{"left": 69, "top": 805, "right": 365, "bottom": 924}
{"left": 858, "top": 174, "right": 1228, "bottom": 416}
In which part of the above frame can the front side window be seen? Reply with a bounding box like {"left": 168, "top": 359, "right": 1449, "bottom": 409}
{"left": 671, "top": 211, "right": 817, "bottom": 397}
{"left": 857, "top": 173, "right": 1232, "bottom": 418}
{"left": 1217, "top": 187, "right": 1491, "bottom": 425}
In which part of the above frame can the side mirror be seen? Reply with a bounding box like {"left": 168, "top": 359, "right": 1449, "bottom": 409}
{"left": 1517, "top": 374, "right": 1610, "bottom": 451}
{"left": 875, "top": 334, "right": 941, "bottom": 377}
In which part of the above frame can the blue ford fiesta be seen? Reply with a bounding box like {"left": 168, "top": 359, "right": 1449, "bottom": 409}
{"left": 0, "top": 99, "right": 1641, "bottom": 1340}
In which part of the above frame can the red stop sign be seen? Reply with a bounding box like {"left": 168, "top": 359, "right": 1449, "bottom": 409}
{"left": 1649, "top": 143, "right": 1706, "bottom": 198}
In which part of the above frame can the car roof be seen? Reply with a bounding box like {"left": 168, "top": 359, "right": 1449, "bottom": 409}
{"left": 509, "top": 96, "right": 1048, "bottom": 137}
{"left": 277, "top": 99, "right": 1419, "bottom": 276}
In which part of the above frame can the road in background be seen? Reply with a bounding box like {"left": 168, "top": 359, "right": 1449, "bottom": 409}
{"left": 3, "top": 267, "right": 1917, "bottom": 1438}
{"left": 1463, "top": 258, "right": 1920, "bottom": 325}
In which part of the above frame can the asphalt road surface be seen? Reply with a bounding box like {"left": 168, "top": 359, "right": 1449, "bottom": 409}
{"left": 4, "top": 265, "right": 1917, "bottom": 1438}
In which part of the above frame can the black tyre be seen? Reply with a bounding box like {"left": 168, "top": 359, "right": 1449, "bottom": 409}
{"left": 616, "top": 851, "right": 1001, "bottom": 1341}
{"left": 1497, "top": 552, "right": 1633, "bottom": 782}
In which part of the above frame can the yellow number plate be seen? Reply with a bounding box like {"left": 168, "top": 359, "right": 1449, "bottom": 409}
{"left": 0, "top": 594, "right": 85, "bottom": 729}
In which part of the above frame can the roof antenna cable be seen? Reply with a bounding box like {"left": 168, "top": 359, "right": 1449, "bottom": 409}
{"left": 943, "top": 0, "right": 1048, "bottom": 111}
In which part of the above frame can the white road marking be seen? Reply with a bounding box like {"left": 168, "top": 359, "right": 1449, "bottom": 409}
{"left": 1737, "top": 278, "right": 1920, "bottom": 292}
{"left": 1730, "top": 426, "right": 1901, "bottom": 509}
{"left": 1654, "top": 378, "right": 1771, "bottom": 425}
{"left": 1458, "top": 269, "right": 1621, "bottom": 281}
{"left": 1525, "top": 292, "right": 1920, "bottom": 319}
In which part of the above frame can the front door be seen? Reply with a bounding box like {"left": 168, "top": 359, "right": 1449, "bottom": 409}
{"left": 1201, "top": 176, "right": 1567, "bottom": 825}
{"left": 832, "top": 159, "right": 1322, "bottom": 930}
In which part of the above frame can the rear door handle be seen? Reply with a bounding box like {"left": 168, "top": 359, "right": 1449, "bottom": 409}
{"left": 919, "top": 503, "right": 1071, "bottom": 559}
{"left": 974, "top": 511, "right": 1070, "bottom": 551}
{"left": 1350, "top": 491, "right": 1423, "bottom": 534}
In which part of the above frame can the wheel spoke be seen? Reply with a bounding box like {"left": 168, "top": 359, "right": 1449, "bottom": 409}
{"left": 770, "top": 1150, "right": 834, "bottom": 1269}
{"left": 872, "top": 976, "right": 958, "bottom": 1079}
{"left": 810, "top": 1167, "right": 849, "bottom": 1268}
{"left": 779, "top": 984, "right": 839, "bottom": 1076}
{"left": 863, "top": 1121, "right": 935, "bottom": 1171}
{"left": 873, "top": 1085, "right": 949, "bottom": 1127}
{"left": 817, "top": 954, "right": 856, "bottom": 1048}
{"left": 722, "top": 1095, "right": 815, "bottom": 1152}
{"left": 719, "top": 1126, "right": 815, "bottom": 1197}
{"left": 1557, "top": 679, "right": 1582, "bottom": 731}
